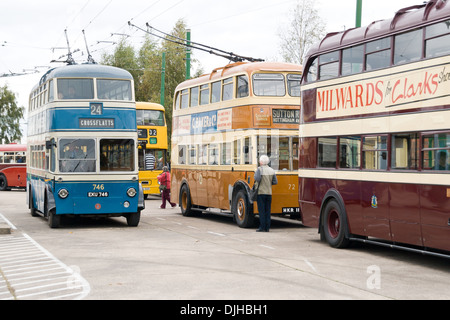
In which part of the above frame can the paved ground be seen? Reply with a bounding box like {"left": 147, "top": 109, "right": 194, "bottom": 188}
{"left": 0, "top": 190, "right": 449, "bottom": 301}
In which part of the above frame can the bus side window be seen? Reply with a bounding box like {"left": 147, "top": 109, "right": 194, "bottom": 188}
{"left": 422, "top": 132, "right": 450, "bottom": 171}
{"left": 178, "top": 145, "right": 186, "bottom": 165}
{"left": 236, "top": 75, "right": 249, "bottom": 98}
{"left": 363, "top": 136, "right": 388, "bottom": 170}
{"left": 180, "top": 89, "right": 189, "bottom": 109}
{"left": 211, "top": 81, "right": 221, "bottom": 103}
{"left": 306, "top": 57, "right": 318, "bottom": 82}
{"left": 425, "top": 20, "right": 450, "bottom": 58}
{"left": 233, "top": 140, "right": 241, "bottom": 165}
{"left": 190, "top": 87, "right": 199, "bottom": 107}
{"left": 221, "top": 142, "right": 231, "bottom": 165}
{"left": 391, "top": 133, "right": 419, "bottom": 170}
{"left": 174, "top": 91, "right": 181, "bottom": 110}
{"left": 200, "top": 84, "right": 210, "bottom": 105}
{"left": 244, "top": 137, "right": 252, "bottom": 165}
{"left": 339, "top": 136, "right": 361, "bottom": 169}
{"left": 318, "top": 137, "right": 337, "bottom": 168}
{"left": 222, "top": 78, "right": 233, "bottom": 101}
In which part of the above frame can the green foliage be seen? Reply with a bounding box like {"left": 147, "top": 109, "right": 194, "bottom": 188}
{"left": 0, "top": 84, "right": 24, "bottom": 144}
{"left": 102, "top": 18, "right": 190, "bottom": 151}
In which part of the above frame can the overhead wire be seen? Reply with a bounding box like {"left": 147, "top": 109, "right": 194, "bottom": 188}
{"left": 2, "top": 0, "right": 279, "bottom": 76}
{"left": 128, "top": 21, "right": 264, "bottom": 63}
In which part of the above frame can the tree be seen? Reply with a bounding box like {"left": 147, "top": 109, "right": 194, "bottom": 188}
{"left": 102, "top": 38, "right": 140, "bottom": 83}
{"left": 0, "top": 84, "right": 24, "bottom": 144}
{"left": 102, "top": 19, "right": 190, "bottom": 152}
{"left": 159, "top": 19, "right": 190, "bottom": 141}
{"left": 278, "top": 0, "right": 326, "bottom": 65}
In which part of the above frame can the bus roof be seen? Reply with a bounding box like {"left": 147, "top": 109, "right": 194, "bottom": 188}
{"left": 136, "top": 102, "right": 165, "bottom": 111}
{"left": 36, "top": 64, "right": 133, "bottom": 89}
{"left": 0, "top": 144, "right": 26, "bottom": 152}
{"left": 175, "top": 61, "right": 302, "bottom": 91}
{"left": 305, "top": 0, "right": 450, "bottom": 59}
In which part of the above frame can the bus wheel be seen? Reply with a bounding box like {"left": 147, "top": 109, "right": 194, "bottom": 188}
{"left": 180, "top": 184, "right": 193, "bottom": 217}
{"left": 126, "top": 212, "right": 140, "bottom": 227}
{"left": 29, "top": 189, "right": 39, "bottom": 217}
{"left": 233, "top": 189, "right": 254, "bottom": 228}
{"left": 322, "top": 200, "right": 349, "bottom": 248}
{"left": 0, "top": 175, "right": 8, "bottom": 191}
{"left": 48, "top": 209, "right": 60, "bottom": 228}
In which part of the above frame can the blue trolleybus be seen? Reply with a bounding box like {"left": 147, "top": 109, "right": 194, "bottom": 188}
{"left": 27, "top": 64, "right": 145, "bottom": 228}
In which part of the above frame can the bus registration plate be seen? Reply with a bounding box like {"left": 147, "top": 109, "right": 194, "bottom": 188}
{"left": 88, "top": 192, "right": 109, "bottom": 197}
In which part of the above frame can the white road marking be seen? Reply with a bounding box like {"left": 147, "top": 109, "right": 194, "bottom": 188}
{"left": 0, "top": 215, "right": 90, "bottom": 300}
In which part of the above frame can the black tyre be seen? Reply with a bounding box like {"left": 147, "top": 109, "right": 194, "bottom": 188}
{"left": 179, "top": 184, "right": 194, "bottom": 217}
{"left": 126, "top": 212, "right": 140, "bottom": 227}
{"left": 322, "top": 200, "right": 349, "bottom": 248}
{"left": 29, "top": 189, "right": 39, "bottom": 217}
{"left": 233, "top": 189, "right": 255, "bottom": 228}
{"left": 48, "top": 209, "right": 61, "bottom": 228}
{"left": 0, "top": 175, "right": 8, "bottom": 191}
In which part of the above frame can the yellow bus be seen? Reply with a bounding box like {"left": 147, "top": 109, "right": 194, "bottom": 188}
{"left": 171, "top": 62, "right": 302, "bottom": 227}
{"left": 136, "top": 102, "right": 168, "bottom": 198}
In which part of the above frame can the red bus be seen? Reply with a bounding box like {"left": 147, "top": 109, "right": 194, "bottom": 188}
{"left": 0, "top": 144, "right": 27, "bottom": 191}
{"left": 299, "top": 1, "right": 449, "bottom": 258}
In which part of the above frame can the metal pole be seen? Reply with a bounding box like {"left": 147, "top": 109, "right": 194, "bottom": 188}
{"left": 160, "top": 52, "right": 166, "bottom": 106}
{"left": 356, "top": 0, "right": 363, "bottom": 28}
{"left": 186, "top": 29, "right": 191, "bottom": 80}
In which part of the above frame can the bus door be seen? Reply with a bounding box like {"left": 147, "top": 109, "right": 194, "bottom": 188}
{"left": 360, "top": 136, "right": 391, "bottom": 240}
{"left": 197, "top": 144, "right": 208, "bottom": 206}
{"left": 388, "top": 134, "right": 422, "bottom": 246}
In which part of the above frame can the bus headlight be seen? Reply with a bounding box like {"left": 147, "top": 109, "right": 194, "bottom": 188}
{"left": 127, "top": 187, "right": 137, "bottom": 198}
{"left": 58, "top": 188, "right": 69, "bottom": 199}
{"left": 124, "top": 201, "right": 130, "bottom": 208}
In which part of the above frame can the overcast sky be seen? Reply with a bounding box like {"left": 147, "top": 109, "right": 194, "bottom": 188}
{"left": 1, "top": 0, "right": 417, "bottom": 121}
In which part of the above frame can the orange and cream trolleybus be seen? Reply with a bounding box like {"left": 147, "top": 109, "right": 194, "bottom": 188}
{"left": 136, "top": 102, "right": 168, "bottom": 198}
{"left": 171, "top": 62, "right": 302, "bottom": 227}
{"left": 299, "top": 0, "right": 449, "bottom": 257}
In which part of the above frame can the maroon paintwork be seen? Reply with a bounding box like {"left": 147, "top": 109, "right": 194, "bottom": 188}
{"left": 299, "top": 1, "right": 450, "bottom": 254}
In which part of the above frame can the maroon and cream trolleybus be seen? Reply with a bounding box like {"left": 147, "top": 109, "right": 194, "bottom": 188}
{"left": 299, "top": 0, "right": 450, "bottom": 258}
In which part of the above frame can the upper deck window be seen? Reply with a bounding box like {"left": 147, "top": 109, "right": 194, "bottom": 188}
{"left": 253, "top": 73, "right": 286, "bottom": 96}
{"left": 190, "top": 87, "right": 199, "bottom": 107}
{"left": 342, "top": 45, "right": 364, "bottom": 76}
{"left": 237, "top": 75, "right": 249, "bottom": 98}
{"left": 222, "top": 77, "right": 233, "bottom": 101}
{"left": 366, "top": 37, "right": 391, "bottom": 71}
{"left": 58, "top": 79, "right": 94, "bottom": 100}
{"left": 180, "top": 89, "right": 189, "bottom": 109}
{"left": 306, "top": 57, "right": 318, "bottom": 82}
{"left": 211, "top": 81, "right": 221, "bottom": 103}
{"left": 48, "top": 80, "right": 54, "bottom": 102}
{"left": 425, "top": 20, "right": 450, "bottom": 58}
{"left": 287, "top": 74, "right": 301, "bottom": 97}
{"left": 137, "top": 110, "right": 165, "bottom": 126}
{"left": 98, "top": 79, "right": 132, "bottom": 101}
{"left": 200, "top": 84, "right": 210, "bottom": 105}
{"left": 319, "top": 51, "right": 339, "bottom": 80}
{"left": 394, "top": 29, "right": 422, "bottom": 65}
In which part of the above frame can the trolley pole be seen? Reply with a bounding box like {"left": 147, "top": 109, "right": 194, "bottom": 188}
{"left": 356, "top": 0, "right": 363, "bottom": 28}
{"left": 186, "top": 29, "right": 191, "bottom": 80}
{"left": 160, "top": 52, "right": 166, "bottom": 106}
